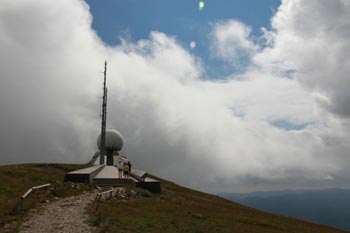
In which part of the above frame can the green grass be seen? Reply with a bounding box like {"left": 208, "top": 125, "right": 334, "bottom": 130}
{"left": 90, "top": 176, "right": 346, "bottom": 233}
{"left": 0, "top": 163, "right": 92, "bottom": 232}
{"left": 0, "top": 164, "right": 346, "bottom": 233}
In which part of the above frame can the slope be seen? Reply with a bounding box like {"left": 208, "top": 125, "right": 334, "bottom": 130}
{"left": 0, "top": 164, "right": 346, "bottom": 233}
{"left": 90, "top": 176, "right": 345, "bottom": 233}
{"left": 0, "top": 163, "right": 91, "bottom": 232}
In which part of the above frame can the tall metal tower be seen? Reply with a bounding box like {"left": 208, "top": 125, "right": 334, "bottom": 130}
{"left": 99, "top": 61, "right": 108, "bottom": 165}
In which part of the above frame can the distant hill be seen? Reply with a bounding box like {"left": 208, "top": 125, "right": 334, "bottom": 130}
{"left": 0, "top": 164, "right": 346, "bottom": 233}
{"left": 219, "top": 189, "right": 350, "bottom": 231}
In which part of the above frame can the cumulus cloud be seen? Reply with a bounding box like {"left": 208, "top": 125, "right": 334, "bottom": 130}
{"left": 210, "top": 20, "right": 258, "bottom": 65}
{"left": 0, "top": 0, "right": 349, "bottom": 192}
{"left": 255, "top": 0, "right": 350, "bottom": 117}
{"left": 0, "top": 0, "right": 104, "bottom": 163}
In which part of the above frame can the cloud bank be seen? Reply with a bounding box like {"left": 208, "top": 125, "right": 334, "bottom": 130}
{"left": 0, "top": 0, "right": 349, "bottom": 192}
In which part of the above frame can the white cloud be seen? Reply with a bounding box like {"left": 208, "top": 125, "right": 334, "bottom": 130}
{"left": 255, "top": 0, "right": 350, "bottom": 117}
{"left": 210, "top": 20, "right": 258, "bottom": 65}
{"left": 0, "top": 0, "right": 349, "bottom": 192}
{"left": 0, "top": 0, "right": 104, "bottom": 163}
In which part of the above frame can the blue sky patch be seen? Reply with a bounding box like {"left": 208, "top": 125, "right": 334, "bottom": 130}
{"left": 271, "top": 120, "right": 309, "bottom": 131}
{"left": 84, "top": 0, "right": 280, "bottom": 79}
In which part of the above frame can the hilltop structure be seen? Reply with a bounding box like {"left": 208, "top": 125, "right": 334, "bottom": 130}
{"left": 64, "top": 62, "right": 160, "bottom": 193}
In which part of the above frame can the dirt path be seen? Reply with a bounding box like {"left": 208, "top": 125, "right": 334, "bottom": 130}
{"left": 20, "top": 192, "right": 97, "bottom": 233}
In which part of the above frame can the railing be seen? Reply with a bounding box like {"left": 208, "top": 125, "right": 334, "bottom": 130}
{"left": 12, "top": 183, "right": 51, "bottom": 214}
{"left": 22, "top": 183, "right": 51, "bottom": 198}
{"left": 96, "top": 187, "right": 121, "bottom": 200}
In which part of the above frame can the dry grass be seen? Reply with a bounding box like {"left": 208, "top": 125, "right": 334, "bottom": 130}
{"left": 91, "top": 176, "right": 346, "bottom": 233}
{"left": 0, "top": 163, "right": 91, "bottom": 232}
{"left": 0, "top": 164, "right": 346, "bottom": 233}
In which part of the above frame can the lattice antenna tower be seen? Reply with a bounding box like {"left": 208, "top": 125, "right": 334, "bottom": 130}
{"left": 99, "top": 61, "right": 108, "bottom": 165}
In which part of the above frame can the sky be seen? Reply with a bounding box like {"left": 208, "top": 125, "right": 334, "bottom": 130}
{"left": 0, "top": 0, "right": 349, "bottom": 193}
{"left": 85, "top": 0, "right": 280, "bottom": 78}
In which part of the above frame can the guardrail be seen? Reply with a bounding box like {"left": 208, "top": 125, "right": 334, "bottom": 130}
{"left": 96, "top": 187, "right": 121, "bottom": 200}
{"left": 12, "top": 183, "right": 51, "bottom": 214}
{"left": 95, "top": 186, "right": 133, "bottom": 201}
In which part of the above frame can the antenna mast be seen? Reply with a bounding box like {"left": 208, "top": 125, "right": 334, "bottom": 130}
{"left": 99, "top": 61, "right": 108, "bottom": 165}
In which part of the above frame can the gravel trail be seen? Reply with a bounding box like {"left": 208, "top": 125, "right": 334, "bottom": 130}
{"left": 20, "top": 192, "right": 97, "bottom": 233}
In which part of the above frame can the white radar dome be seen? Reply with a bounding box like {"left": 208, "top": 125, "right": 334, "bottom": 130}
{"left": 97, "top": 129, "right": 124, "bottom": 151}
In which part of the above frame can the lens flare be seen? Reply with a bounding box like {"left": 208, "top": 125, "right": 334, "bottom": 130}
{"left": 199, "top": 1, "right": 205, "bottom": 11}
{"left": 190, "top": 41, "right": 196, "bottom": 49}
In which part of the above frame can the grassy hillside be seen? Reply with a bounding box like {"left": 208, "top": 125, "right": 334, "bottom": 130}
{"left": 91, "top": 176, "right": 345, "bottom": 233}
{"left": 0, "top": 164, "right": 346, "bottom": 233}
{"left": 0, "top": 163, "right": 91, "bottom": 232}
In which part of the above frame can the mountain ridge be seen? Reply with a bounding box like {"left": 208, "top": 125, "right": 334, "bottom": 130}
{"left": 219, "top": 189, "right": 350, "bottom": 231}
{"left": 0, "top": 164, "right": 346, "bottom": 233}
